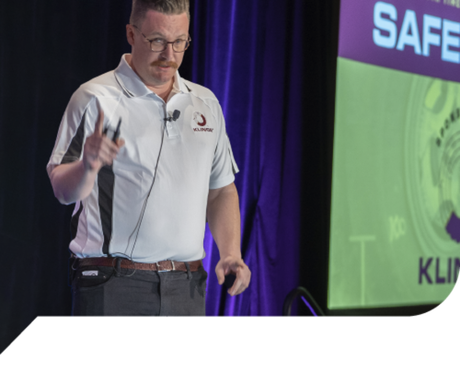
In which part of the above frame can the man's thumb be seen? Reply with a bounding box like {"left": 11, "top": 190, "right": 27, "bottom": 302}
{"left": 216, "top": 267, "right": 225, "bottom": 285}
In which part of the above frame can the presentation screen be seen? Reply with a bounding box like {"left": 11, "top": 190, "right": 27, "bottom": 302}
{"left": 328, "top": 0, "right": 460, "bottom": 309}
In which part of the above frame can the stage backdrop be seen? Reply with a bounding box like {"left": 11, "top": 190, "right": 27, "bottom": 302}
{"left": 0, "top": 0, "right": 335, "bottom": 352}
{"left": 191, "top": 0, "right": 306, "bottom": 316}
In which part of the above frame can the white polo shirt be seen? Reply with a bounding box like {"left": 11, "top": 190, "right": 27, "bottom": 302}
{"left": 47, "top": 54, "right": 238, "bottom": 263}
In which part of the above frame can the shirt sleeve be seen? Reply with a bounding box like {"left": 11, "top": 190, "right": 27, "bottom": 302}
{"left": 208, "top": 101, "right": 239, "bottom": 190}
{"left": 46, "top": 88, "right": 98, "bottom": 177}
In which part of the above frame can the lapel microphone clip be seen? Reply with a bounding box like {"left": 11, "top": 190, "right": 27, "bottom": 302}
{"left": 164, "top": 110, "right": 181, "bottom": 122}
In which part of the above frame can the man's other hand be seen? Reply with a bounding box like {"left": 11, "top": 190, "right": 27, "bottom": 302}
{"left": 216, "top": 255, "right": 251, "bottom": 296}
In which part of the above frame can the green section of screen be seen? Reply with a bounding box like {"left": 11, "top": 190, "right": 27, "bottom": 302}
{"left": 328, "top": 57, "right": 460, "bottom": 309}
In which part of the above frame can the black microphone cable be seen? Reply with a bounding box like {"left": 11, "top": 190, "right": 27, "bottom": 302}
{"left": 123, "top": 109, "right": 181, "bottom": 265}
{"left": 124, "top": 118, "right": 167, "bottom": 260}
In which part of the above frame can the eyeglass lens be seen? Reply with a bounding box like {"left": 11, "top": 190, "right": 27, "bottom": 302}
{"left": 150, "top": 40, "right": 189, "bottom": 52}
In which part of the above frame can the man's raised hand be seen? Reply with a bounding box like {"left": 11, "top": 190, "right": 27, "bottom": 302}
{"left": 82, "top": 107, "right": 125, "bottom": 172}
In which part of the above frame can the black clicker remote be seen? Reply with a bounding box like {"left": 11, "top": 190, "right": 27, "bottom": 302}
{"left": 112, "top": 118, "right": 121, "bottom": 143}
{"left": 224, "top": 274, "right": 236, "bottom": 288}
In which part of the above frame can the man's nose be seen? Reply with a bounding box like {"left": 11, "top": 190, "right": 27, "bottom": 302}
{"left": 159, "top": 43, "right": 175, "bottom": 61}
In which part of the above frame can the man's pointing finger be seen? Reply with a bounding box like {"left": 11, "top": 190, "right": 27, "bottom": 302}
{"left": 95, "top": 102, "right": 104, "bottom": 136}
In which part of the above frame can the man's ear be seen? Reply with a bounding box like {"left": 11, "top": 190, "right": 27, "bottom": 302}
{"left": 126, "top": 24, "right": 135, "bottom": 46}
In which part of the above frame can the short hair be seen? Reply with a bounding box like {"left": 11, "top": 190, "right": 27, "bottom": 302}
{"left": 130, "top": 0, "right": 190, "bottom": 27}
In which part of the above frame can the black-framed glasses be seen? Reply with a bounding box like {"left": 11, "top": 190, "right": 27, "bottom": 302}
{"left": 132, "top": 25, "right": 191, "bottom": 53}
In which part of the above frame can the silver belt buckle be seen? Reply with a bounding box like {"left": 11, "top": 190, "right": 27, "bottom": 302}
{"left": 156, "top": 260, "right": 175, "bottom": 273}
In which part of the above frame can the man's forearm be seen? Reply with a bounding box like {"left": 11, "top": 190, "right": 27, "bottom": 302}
{"left": 206, "top": 183, "right": 241, "bottom": 259}
{"left": 208, "top": 183, "right": 251, "bottom": 295}
{"left": 49, "top": 161, "right": 98, "bottom": 205}
{"left": 49, "top": 110, "right": 124, "bottom": 205}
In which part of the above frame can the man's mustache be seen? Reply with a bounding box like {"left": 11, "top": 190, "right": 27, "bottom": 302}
{"left": 151, "top": 60, "right": 179, "bottom": 69}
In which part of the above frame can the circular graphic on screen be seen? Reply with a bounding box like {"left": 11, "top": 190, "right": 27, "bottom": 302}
{"left": 405, "top": 78, "right": 460, "bottom": 256}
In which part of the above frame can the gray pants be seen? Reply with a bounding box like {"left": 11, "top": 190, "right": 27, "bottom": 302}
{"left": 70, "top": 260, "right": 207, "bottom": 316}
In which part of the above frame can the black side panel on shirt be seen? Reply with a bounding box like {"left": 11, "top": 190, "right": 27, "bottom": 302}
{"left": 98, "top": 165, "right": 115, "bottom": 255}
{"left": 70, "top": 202, "right": 84, "bottom": 241}
{"left": 61, "top": 111, "right": 86, "bottom": 164}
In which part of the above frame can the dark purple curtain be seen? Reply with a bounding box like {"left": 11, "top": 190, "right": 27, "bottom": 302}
{"left": 189, "top": 0, "right": 307, "bottom": 315}
{"left": 0, "top": 0, "right": 335, "bottom": 352}
{"left": 189, "top": 0, "right": 337, "bottom": 317}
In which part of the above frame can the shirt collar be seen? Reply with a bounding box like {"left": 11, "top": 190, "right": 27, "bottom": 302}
{"left": 114, "top": 54, "right": 190, "bottom": 98}
{"left": 167, "top": 72, "right": 182, "bottom": 101}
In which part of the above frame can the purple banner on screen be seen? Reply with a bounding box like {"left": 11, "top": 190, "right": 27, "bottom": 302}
{"left": 339, "top": 0, "right": 460, "bottom": 83}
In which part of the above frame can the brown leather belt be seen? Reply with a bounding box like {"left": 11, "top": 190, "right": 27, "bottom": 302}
{"left": 75, "top": 257, "right": 202, "bottom": 272}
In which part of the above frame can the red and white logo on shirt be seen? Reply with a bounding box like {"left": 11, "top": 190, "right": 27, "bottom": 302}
{"left": 192, "top": 112, "right": 214, "bottom": 132}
